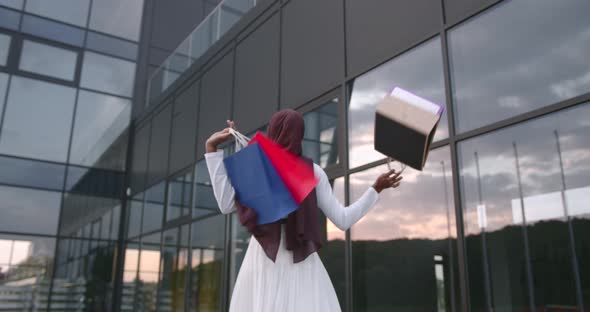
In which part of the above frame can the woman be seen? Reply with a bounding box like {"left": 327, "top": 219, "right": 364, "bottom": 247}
{"left": 204, "top": 109, "right": 402, "bottom": 312}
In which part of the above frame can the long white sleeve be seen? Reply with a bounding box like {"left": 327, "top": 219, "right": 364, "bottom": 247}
{"left": 204, "top": 150, "right": 237, "bottom": 214}
{"left": 313, "top": 164, "right": 379, "bottom": 231}
{"left": 205, "top": 151, "right": 379, "bottom": 225}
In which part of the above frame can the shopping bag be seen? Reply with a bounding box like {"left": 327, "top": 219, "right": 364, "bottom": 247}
{"left": 374, "top": 87, "right": 444, "bottom": 170}
{"left": 223, "top": 140, "right": 299, "bottom": 225}
{"left": 249, "top": 131, "right": 318, "bottom": 204}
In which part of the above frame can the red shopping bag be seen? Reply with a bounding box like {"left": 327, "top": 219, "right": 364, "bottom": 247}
{"left": 249, "top": 131, "right": 318, "bottom": 204}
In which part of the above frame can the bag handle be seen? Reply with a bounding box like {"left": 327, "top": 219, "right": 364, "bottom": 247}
{"left": 229, "top": 128, "right": 250, "bottom": 151}
{"left": 387, "top": 157, "right": 407, "bottom": 174}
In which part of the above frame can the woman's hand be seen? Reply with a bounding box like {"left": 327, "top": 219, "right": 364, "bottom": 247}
{"left": 372, "top": 169, "right": 403, "bottom": 193}
{"left": 206, "top": 120, "right": 235, "bottom": 153}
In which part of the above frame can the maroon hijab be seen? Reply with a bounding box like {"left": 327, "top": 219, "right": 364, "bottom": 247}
{"left": 236, "top": 109, "right": 322, "bottom": 263}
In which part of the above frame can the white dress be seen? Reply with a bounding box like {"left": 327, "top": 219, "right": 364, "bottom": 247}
{"left": 205, "top": 151, "right": 380, "bottom": 312}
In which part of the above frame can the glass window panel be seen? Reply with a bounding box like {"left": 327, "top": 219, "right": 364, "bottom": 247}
{"left": 69, "top": 90, "right": 131, "bottom": 169}
{"left": 449, "top": 0, "right": 590, "bottom": 132}
{"left": 21, "top": 14, "right": 85, "bottom": 47}
{"left": 190, "top": 214, "right": 225, "bottom": 312}
{"left": 167, "top": 171, "right": 192, "bottom": 222}
{"left": 89, "top": 0, "right": 144, "bottom": 41}
{"left": 0, "top": 155, "right": 66, "bottom": 191}
{"left": 0, "top": 7, "right": 20, "bottom": 30}
{"left": 348, "top": 37, "right": 448, "bottom": 169}
{"left": 158, "top": 225, "right": 189, "bottom": 312}
{"left": 0, "top": 73, "right": 8, "bottom": 120}
{"left": 110, "top": 205, "right": 120, "bottom": 240}
{"left": 219, "top": 3, "right": 243, "bottom": 35}
{"left": 0, "top": 0, "right": 23, "bottom": 10}
{"left": 86, "top": 31, "right": 139, "bottom": 61}
{"left": 0, "top": 76, "right": 76, "bottom": 162}
{"left": 127, "top": 193, "right": 143, "bottom": 239}
{"left": 0, "top": 234, "right": 54, "bottom": 292}
{"left": 65, "top": 165, "right": 125, "bottom": 198}
{"left": 318, "top": 177, "right": 346, "bottom": 307}
{"left": 19, "top": 40, "right": 78, "bottom": 81}
{"left": 58, "top": 193, "right": 120, "bottom": 239}
{"left": 0, "top": 33, "right": 9, "bottom": 66}
{"left": 25, "top": 0, "right": 89, "bottom": 27}
{"left": 303, "top": 98, "right": 340, "bottom": 168}
{"left": 459, "top": 102, "right": 590, "bottom": 311}
{"left": 193, "top": 160, "right": 219, "bottom": 218}
{"left": 81, "top": 52, "right": 136, "bottom": 97}
{"left": 350, "top": 147, "right": 457, "bottom": 311}
{"left": 0, "top": 185, "right": 62, "bottom": 235}
{"left": 189, "top": 11, "right": 217, "bottom": 61}
{"left": 137, "top": 233, "right": 161, "bottom": 311}
{"left": 142, "top": 182, "right": 165, "bottom": 234}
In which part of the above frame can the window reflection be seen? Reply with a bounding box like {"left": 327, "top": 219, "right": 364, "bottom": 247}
{"left": 318, "top": 177, "right": 346, "bottom": 307}
{"left": 89, "top": 0, "right": 144, "bottom": 41}
{"left": 21, "top": 14, "right": 85, "bottom": 47}
{"left": 350, "top": 147, "right": 457, "bottom": 311}
{"left": 127, "top": 193, "right": 144, "bottom": 239}
{"left": 193, "top": 160, "right": 219, "bottom": 219}
{"left": 58, "top": 192, "right": 121, "bottom": 241}
{"left": 51, "top": 239, "right": 117, "bottom": 311}
{"left": 449, "top": 0, "right": 590, "bottom": 132}
{"left": 190, "top": 214, "right": 225, "bottom": 312}
{"left": 303, "top": 98, "right": 339, "bottom": 168}
{"left": 348, "top": 37, "right": 448, "bottom": 169}
{"left": 81, "top": 52, "right": 136, "bottom": 97}
{"left": 0, "top": 185, "right": 62, "bottom": 235}
{"left": 136, "top": 233, "right": 161, "bottom": 311}
{"left": 0, "top": 7, "right": 21, "bottom": 31}
{"left": 70, "top": 90, "right": 131, "bottom": 170}
{"left": 19, "top": 40, "right": 78, "bottom": 81}
{"left": 25, "top": 0, "right": 89, "bottom": 27}
{"left": 142, "top": 182, "right": 165, "bottom": 235}
{"left": 167, "top": 171, "right": 192, "bottom": 222}
{"left": 0, "top": 0, "right": 23, "bottom": 10}
{"left": 459, "top": 102, "right": 590, "bottom": 311}
{"left": 158, "top": 225, "right": 189, "bottom": 312}
{"left": 0, "top": 33, "right": 9, "bottom": 66}
{"left": 0, "top": 73, "right": 7, "bottom": 121}
{"left": 0, "top": 155, "right": 65, "bottom": 191}
{"left": 0, "top": 234, "right": 54, "bottom": 310}
{"left": 0, "top": 76, "right": 76, "bottom": 162}
{"left": 86, "top": 31, "right": 139, "bottom": 61}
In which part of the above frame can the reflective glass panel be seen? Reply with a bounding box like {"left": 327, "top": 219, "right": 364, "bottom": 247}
{"left": 458, "top": 102, "right": 590, "bottom": 311}
{"left": 19, "top": 40, "right": 78, "bottom": 81}
{"left": 0, "top": 155, "right": 65, "bottom": 191}
{"left": 348, "top": 37, "right": 448, "bottom": 169}
{"left": 190, "top": 213, "right": 225, "bottom": 312}
{"left": 69, "top": 90, "right": 131, "bottom": 170}
{"left": 303, "top": 98, "right": 339, "bottom": 168}
{"left": 0, "top": 185, "right": 62, "bottom": 235}
{"left": 21, "top": 14, "right": 85, "bottom": 47}
{"left": 127, "top": 193, "right": 143, "bottom": 239}
{"left": 167, "top": 171, "right": 192, "bottom": 221}
{"left": 137, "top": 233, "right": 161, "bottom": 311}
{"left": 80, "top": 52, "right": 136, "bottom": 97}
{"left": 449, "top": 0, "right": 590, "bottom": 132}
{"left": 0, "top": 233, "right": 54, "bottom": 309}
{"left": 350, "top": 147, "right": 457, "bottom": 311}
{"left": 193, "top": 160, "right": 219, "bottom": 218}
{"left": 0, "top": 33, "right": 9, "bottom": 66}
{"left": 51, "top": 241, "right": 116, "bottom": 311}
{"left": 142, "top": 181, "right": 165, "bottom": 234}
{"left": 86, "top": 31, "right": 139, "bottom": 61}
{"left": 317, "top": 177, "right": 346, "bottom": 307}
{"left": 89, "top": 0, "right": 144, "bottom": 41}
{"left": 0, "top": 0, "right": 23, "bottom": 10}
{"left": 58, "top": 192, "right": 121, "bottom": 240}
{"left": 25, "top": 0, "right": 90, "bottom": 27}
{"left": 0, "top": 7, "right": 20, "bottom": 30}
{"left": 158, "top": 225, "right": 189, "bottom": 312}
{"left": 0, "top": 76, "right": 76, "bottom": 162}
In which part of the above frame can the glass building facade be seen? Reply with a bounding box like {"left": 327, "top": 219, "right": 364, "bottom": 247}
{"left": 1, "top": 0, "right": 589, "bottom": 311}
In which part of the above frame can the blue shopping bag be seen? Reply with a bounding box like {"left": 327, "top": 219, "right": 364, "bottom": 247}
{"left": 223, "top": 142, "right": 299, "bottom": 225}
